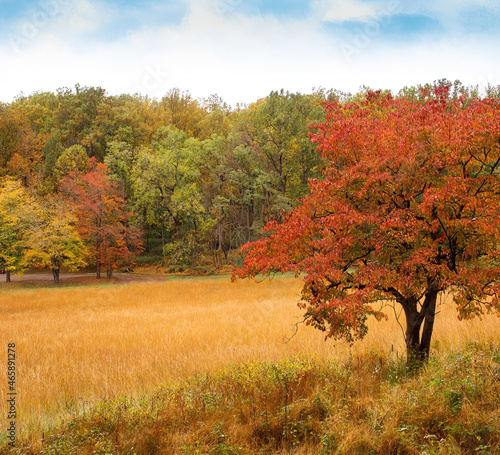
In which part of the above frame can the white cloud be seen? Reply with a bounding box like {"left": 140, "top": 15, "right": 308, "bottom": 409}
{"left": 1, "top": 0, "right": 500, "bottom": 106}
{"left": 317, "top": 0, "right": 381, "bottom": 22}
{"left": 60, "top": 0, "right": 111, "bottom": 34}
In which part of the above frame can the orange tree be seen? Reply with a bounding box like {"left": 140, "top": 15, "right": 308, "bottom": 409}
{"left": 63, "top": 158, "right": 143, "bottom": 278}
{"left": 234, "top": 88, "right": 500, "bottom": 364}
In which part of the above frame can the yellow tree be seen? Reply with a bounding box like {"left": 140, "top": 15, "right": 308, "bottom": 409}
{"left": 7, "top": 127, "right": 47, "bottom": 189}
{"left": 0, "top": 178, "right": 36, "bottom": 282}
{"left": 22, "top": 197, "right": 87, "bottom": 284}
{"left": 53, "top": 144, "right": 89, "bottom": 187}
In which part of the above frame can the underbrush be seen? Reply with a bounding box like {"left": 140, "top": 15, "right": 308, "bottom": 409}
{"left": 3, "top": 343, "right": 500, "bottom": 455}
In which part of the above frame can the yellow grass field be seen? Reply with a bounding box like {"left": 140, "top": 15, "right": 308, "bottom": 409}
{"left": 1, "top": 276, "right": 500, "bottom": 437}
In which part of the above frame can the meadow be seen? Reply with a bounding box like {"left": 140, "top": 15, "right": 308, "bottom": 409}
{"left": 1, "top": 276, "right": 500, "bottom": 453}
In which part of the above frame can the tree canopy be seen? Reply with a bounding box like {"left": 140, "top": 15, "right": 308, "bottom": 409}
{"left": 2, "top": 80, "right": 500, "bottom": 284}
{"left": 63, "top": 158, "right": 143, "bottom": 279}
{"left": 21, "top": 196, "right": 87, "bottom": 284}
{"left": 234, "top": 88, "right": 500, "bottom": 363}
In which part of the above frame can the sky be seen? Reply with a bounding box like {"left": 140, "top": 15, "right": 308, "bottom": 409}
{"left": 1, "top": 0, "right": 500, "bottom": 106}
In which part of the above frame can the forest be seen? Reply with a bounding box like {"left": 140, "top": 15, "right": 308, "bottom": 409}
{"left": 1, "top": 79, "right": 499, "bottom": 281}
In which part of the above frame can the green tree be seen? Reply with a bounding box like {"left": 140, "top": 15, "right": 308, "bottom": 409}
{"left": 103, "top": 141, "right": 135, "bottom": 198}
{"left": 132, "top": 127, "right": 211, "bottom": 263}
{"left": 53, "top": 144, "right": 89, "bottom": 186}
{"left": 198, "top": 94, "right": 234, "bottom": 139}
{"left": 237, "top": 90, "right": 325, "bottom": 218}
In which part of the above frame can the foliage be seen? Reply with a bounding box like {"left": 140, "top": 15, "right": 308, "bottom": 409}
{"left": 2, "top": 81, "right": 500, "bottom": 274}
{"left": 63, "top": 158, "right": 143, "bottom": 278}
{"left": 131, "top": 127, "right": 214, "bottom": 265}
{"left": 7, "top": 127, "right": 47, "bottom": 189}
{"left": 21, "top": 197, "right": 87, "bottom": 284}
{"left": 235, "top": 88, "right": 500, "bottom": 363}
{"left": 0, "top": 178, "right": 37, "bottom": 281}
{"left": 236, "top": 90, "right": 325, "bottom": 217}
{"left": 103, "top": 141, "right": 135, "bottom": 198}
{"left": 53, "top": 144, "right": 89, "bottom": 186}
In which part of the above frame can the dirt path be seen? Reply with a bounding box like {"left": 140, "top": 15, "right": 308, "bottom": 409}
{"left": 0, "top": 272, "right": 167, "bottom": 288}
{"left": 8, "top": 273, "right": 91, "bottom": 281}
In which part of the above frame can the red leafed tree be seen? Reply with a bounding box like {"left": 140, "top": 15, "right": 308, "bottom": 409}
{"left": 234, "top": 88, "right": 500, "bottom": 364}
{"left": 63, "top": 157, "right": 143, "bottom": 278}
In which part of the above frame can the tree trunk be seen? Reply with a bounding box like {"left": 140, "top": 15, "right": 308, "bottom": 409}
{"left": 419, "top": 290, "right": 438, "bottom": 361}
{"left": 6, "top": 271, "right": 11, "bottom": 283}
{"left": 106, "top": 268, "right": 113, "bottom": 279}
{"left": 96, "top": 262, "right": 101, "bottom": 279}
{"left": 219, "top": 231, "right": 228, "bottom": 263}
{"left": 247, "top": 206, "right": 251, "bottom": 243}
{"left": 211, "top": 239, "right": 218, "bottom": 269}
{"left": 403, "top": 290, "right": 439, "bottom": 367}
{"left": 404, "top": 309, "right": 421, "bottom": 366}
{"left": 52, "top": 268, "right": 60, "bottom": 285}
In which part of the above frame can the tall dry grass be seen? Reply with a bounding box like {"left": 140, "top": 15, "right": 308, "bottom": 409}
{"left": 0, "top": 276, "right": 499, "bottom": 436}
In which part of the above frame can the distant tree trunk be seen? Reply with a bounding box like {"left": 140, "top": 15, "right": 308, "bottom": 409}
{"left": 219, "top": 230, "right": 228, "bottom": 263}
{"left": 247, "top": 205, "right": 251, "bottom": 243}
{"left": 52, "top": 268, "right": 60, "bottom": 285}
{"left": 96, "top": 262, "right": 101, "bottom": 279}
{"left": 191, "top": 226, "right": 198, "bottom": 266}
{"left": 106, "top": 267, "right": 113, "bottom": 279}
{"left": 51, "top": 258, "right": 61, "bottom": 284}
{"left": 211, "top": 238, "right": 220, "bottom": 269}
{"left": 403, "top": 290, "right": 439, "bottom": 367}
{"left": 6, "top": 271, "right": 11, "bottom": 283}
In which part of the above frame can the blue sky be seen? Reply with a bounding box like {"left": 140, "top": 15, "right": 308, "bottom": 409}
{"left": 1, "top": 0, "right": 500, "bottom": 106}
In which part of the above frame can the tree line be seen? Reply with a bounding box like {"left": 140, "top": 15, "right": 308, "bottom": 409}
{"left": 1, "top": 79, "right": 498, "bottom": 282}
